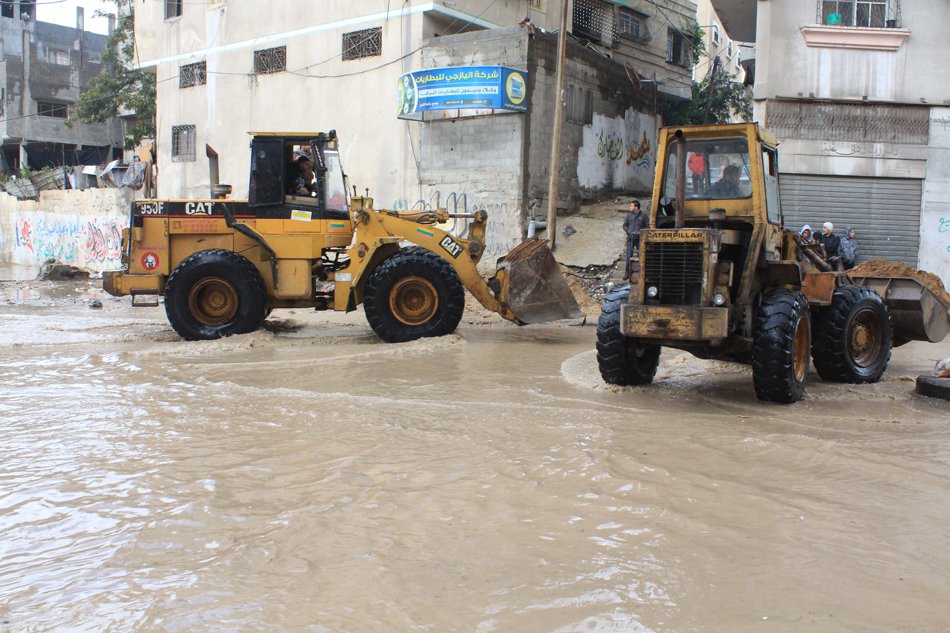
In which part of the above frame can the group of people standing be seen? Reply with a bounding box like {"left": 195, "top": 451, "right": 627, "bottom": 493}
{"left": 799, "top": 222, "right": 858, "bottom": 270}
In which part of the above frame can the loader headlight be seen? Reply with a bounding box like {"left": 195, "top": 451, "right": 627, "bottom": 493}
{"left": 647, "top": 286, "right": 659, "bottom": 298}
{"left": 713, "top": 292, "right": 726, "bottom": 306}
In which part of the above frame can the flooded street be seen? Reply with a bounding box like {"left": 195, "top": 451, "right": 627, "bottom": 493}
{"left": 2, "top": 278, "right": 949, "bottom": 632}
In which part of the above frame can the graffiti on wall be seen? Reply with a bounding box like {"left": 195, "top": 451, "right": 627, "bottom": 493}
{"left": 940, "top": 217, "right": 950, "bottom": 252}
{"left": 13, "top": 212, "right": 128, "bottom": 272}
{"left": 390, "top": 189, "right": 520, "bottom": 261}
{"left": 577, "top": 108, "right": 655, "bottom": 191}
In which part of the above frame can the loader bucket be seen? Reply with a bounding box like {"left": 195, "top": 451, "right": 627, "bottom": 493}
{"left": 493, "top": 238, "right": 584, "bottom": 324}
{"left": 850, "top": 275, "right": 950, "bottom": 345}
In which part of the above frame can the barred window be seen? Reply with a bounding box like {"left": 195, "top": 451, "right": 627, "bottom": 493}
{"left": 180, "top": 61, "right": 207, "bottom": 88}
{"left": 171, "top": 125, "right": 196, "bottom": 162}
{"left": 37, "top": 100, "right": 69, "bottom": 119}
{"left": 342, "top": 27, "right": 382, "bottom": 61}
{"left": 618, "top": 9, "right": 647, "bottom": 42}
{"left": 565, "top": 85, "right": 593, "bottom": 125}
{"left": 820, "top": 0, "right": 894, "bottom": 27}
{"left": 165, "top": 0, "right": 182, "bottom": 19}
{"left": 254, "top": 46, "right": 286, "bottom": 74}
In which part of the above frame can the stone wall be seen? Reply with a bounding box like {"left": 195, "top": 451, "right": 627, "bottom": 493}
{"left": 0, "top": 189, "right": 132, "bottom": 273}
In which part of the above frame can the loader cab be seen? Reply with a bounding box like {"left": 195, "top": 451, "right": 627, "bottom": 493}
{"left": 247, "top": 132, "right": 349, "bottom": 219}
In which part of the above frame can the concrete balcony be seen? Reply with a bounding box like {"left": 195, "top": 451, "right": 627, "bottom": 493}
{"left": 710, "top": 0, "right": 757, "bottom": 41}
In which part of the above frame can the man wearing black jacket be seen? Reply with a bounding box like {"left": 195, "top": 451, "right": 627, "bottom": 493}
{"left": 818, "top": 222, "right": 841, "bottom": 268}
{"left": 623, "top": 200, "right": 649, "bottom": 278}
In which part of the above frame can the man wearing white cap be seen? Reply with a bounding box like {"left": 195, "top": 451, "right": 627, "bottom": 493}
{"left": 818, "top": 221, "right": 841, "bottom": 266}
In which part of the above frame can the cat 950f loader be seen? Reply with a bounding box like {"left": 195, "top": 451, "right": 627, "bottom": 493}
{"left": 597, "top": 123, "right": 950, "bottom": 403}
{"left": 103, "top": 132, "right": 581, "bottom": 342}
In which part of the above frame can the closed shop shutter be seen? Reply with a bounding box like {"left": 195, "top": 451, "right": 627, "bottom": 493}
{"left": 779, "top": 174, "right": 922, "bottom": 267}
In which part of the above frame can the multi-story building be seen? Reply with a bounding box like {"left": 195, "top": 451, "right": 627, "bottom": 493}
{"left": 133, "top": 0, "right": 697, "bottom": 258}
{"left": 713, "top": 0, "right": 949, "bottom": 279}
{"left": 693, "top": 0, "right": 744, "bottom": 82}
{"left": 0, "top": 3, "right": 122, "bottom": 174}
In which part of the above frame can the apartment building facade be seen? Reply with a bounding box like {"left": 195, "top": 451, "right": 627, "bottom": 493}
{"left": 135, "top": 0, "right": 696, "bottom": 257}
{"left": 713, "top": 0, "right": 950, "bottom": 279}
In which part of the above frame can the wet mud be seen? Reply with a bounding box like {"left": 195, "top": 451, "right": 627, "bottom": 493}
{"left": 1, "top": 279, "right": 949, "bottom": 632}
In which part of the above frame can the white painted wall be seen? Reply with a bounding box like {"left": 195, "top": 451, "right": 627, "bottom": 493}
{"left": 919, "top": 108, "right": 950, "bottom": 288}
{"left": 753, "top": 2, "right": 950, "bottom": 104}
{"left": 0, "top": 189, "right": 131, "bottom": 272}
{"left": 576, "top": 109, "right": 655, "bottom": 192}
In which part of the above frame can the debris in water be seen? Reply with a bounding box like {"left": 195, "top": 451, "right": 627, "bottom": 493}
{"left": 89, "top": 299, "right": 103, "bottom": 309}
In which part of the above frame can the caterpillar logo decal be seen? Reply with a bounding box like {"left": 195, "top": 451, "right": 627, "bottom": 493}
{"left": 439, "top": 235, "right": 463, "bottom": 258}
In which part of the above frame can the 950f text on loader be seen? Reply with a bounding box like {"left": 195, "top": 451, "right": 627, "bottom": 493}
{"left": 103, "top": 131, "right": 581, "bottom": 342}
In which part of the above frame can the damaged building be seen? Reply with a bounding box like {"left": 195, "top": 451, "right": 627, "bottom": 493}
{"left": 0, "top": 1, "right": 122, "bottom": 176}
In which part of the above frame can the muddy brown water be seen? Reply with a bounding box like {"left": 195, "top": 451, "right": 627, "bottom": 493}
{"left": 1, "top": 279, "right": 949, "bottom": 632}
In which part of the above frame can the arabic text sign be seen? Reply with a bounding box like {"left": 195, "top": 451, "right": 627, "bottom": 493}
{"left": 397, "top": 66, "right": 528, "bottom": 117}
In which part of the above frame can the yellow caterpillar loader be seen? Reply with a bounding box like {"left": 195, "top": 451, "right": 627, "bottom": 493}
{"left": 103, "top": 132, "right": 581, "bottom": 341}
{"left": 597, "top": 123, "right": 950, "bottom": 403}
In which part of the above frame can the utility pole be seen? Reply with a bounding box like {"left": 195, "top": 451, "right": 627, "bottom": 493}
{"left": 702, "top": 55, "right": 721, "bottom": 124}
{"left": 545, "top": 0, "right": 570, "bottom": 250}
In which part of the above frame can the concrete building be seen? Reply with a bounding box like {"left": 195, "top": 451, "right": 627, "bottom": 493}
{"left": 0, "top": 2, "right": 122, "bottom": 174}
{"left": 133, "top": 0, "right": 696, "bottom": 258}
{"left": 693, "top": 0, "right": 744, "bottom": 82}
{"left": 713, "top": 0, "right": 950, "bottom": 281}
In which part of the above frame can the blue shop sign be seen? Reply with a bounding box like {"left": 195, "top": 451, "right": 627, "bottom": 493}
{"left": 397, "top": 66, "right": 528, "bottom": 118}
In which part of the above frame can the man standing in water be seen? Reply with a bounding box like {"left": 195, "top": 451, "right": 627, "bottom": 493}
{"left": 623, "top": 200, "right": 649, "bottom": 278}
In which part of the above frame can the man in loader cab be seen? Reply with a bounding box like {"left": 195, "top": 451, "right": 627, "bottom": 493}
{"left": 291, "top": 153, "right": 316, "bottom": 197}
{"left": 711, "top": 164, "right": 741, "bottom": 197}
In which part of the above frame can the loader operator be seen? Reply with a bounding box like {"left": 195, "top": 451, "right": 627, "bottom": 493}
{"left": 292, "top": 155, "right": 317, "bottom": 197}
{"left": 711, "top": 164, "right": 741, "bottom": 197}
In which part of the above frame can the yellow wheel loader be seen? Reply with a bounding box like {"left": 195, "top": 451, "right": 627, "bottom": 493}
{"left": 598, "top": 123, "right": 950, "bottom": 403}
{"left": 103, "top": 132, "right": 581, "bottom": 341}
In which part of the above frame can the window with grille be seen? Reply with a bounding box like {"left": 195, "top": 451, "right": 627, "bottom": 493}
{"left": 180, "top": 62, "right": 207, "bottom": 88}
{"left": 37, "top": 100, "right": 69, "bottom": 119}
{"left": 171, "top": 125, "right": 196, "bottom": 162}
{"left": 254, "top": 46, "right": 286, "bottom": 74}
{"left": 572, "top": 0, "right": 615, "bottom": 46}
{"left": 342, "top": 27, "right": 382, "bottom": 61}
{"left": 820, "top": 1, "right": 895, "bottom": 27}
{"left": 565, "top": 85, "right": 594, "bottom": 125}
{"left": 618, "top": 9, "right": 647, "bottom": 42}
{"left": 165, "top": 0, "right": 182, "bottom": 19}
{"left": 666, "top": 29, "right": 691, "bottom": 67}
{"left": 711, "top": 26, "right": 720, "bottom": 45}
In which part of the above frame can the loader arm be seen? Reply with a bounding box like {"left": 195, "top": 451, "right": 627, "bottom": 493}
{"left": 337, "top": 198, "right": 581, "bottom": 324}
{"left": 339, "top": 200, "right": 514, "bottom": 320}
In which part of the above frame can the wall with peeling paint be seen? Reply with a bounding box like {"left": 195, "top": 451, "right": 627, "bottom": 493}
{"left": 0, "top": 189, "right": 131, "bottom": 272}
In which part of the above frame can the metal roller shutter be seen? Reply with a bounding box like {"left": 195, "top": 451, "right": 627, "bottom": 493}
{"left": 779, "top": 174, "right": 922, "bottom": 267}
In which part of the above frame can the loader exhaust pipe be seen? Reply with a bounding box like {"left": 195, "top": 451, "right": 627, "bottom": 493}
{"left": 674, "top": 129, "right": 686, "bottom": 229}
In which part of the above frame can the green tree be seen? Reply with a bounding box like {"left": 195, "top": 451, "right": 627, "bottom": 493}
{"left": 664, "top": 65, "right": 753, "bottom": 126}
{"left": 69, "top": 2, "right": 155, "bottom": 149}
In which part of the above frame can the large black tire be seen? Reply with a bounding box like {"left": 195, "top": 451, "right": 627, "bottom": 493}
{"left": 164, "top": 249, "right": 267, "bottom": 341}
{"left": 752, "top": 290, "right": 811, "bottom": 404}
{"left": 596, "top": 284, "right": 661, "bottom": 385}
{"left": 363, "top": 247, "right": 464, "bottom": 343}
{"left": 811, "top": 285, "right": 892, "bottom": 383}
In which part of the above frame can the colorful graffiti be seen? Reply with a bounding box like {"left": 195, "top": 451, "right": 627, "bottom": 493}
{"left": 12, "top": 212, "right": 128, "bottom": 272}
{"left": 626, "top": 131, "right": 651, "bottom": 166}
{"left": 597, "top": 131, "right": 625, "bottom": 161}
{"left": 577, "top": 110, "right": 655, "bottom": 190}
